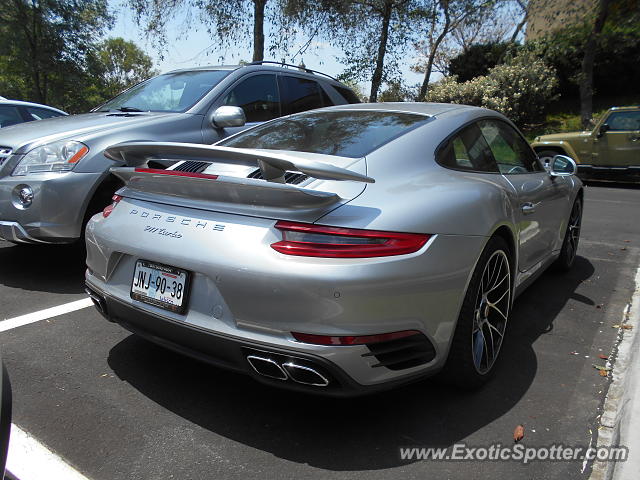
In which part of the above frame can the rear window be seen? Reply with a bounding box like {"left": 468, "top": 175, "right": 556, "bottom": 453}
{"left": 221, "top": 110, "right": 430, "bottom": 158}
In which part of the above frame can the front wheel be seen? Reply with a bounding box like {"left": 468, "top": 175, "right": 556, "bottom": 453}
{"left": 554, "top": 198, "right": 582, "bottom": 271}
{"left": 440, "top": 236, "right": 512, "bottom": 389}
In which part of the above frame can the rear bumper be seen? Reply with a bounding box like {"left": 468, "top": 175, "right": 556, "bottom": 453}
{"left": 85, "top": 282, "right": 432, "bottom": 396}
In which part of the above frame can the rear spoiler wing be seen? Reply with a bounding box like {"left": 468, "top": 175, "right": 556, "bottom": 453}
{"left": 104, "top": 142, "right": 375, "bottom": 184}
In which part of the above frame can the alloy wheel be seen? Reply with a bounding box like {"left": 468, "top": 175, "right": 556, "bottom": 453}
{"left": 565, "top": 201, "right": 582, "bottom": 264}
{"left": 472, "top": 250, "right": 511, "bottom": 374}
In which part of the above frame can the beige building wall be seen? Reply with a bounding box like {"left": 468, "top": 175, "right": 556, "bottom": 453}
{"left": 526, "top": 0, "right": 597, "bottom": 40}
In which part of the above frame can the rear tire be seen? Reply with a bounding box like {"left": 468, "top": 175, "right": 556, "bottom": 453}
{"left": 440, "top": 236, "right": 512, "bottom": 389}
{"left": 554, "top": 198, "right": 582, "bottom": 271}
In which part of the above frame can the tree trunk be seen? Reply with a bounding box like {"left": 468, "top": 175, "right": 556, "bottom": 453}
{"left": 579, "top": 0, "right": 610, "bottom": 129}
{"left": 252, "top": 0, "right": 267, "bottom": 62}
{"left": 419, "top": 1, "right": 450, "bottom": 101}
{"left": 369, "top": 0, "right": 393, "bottom": 103}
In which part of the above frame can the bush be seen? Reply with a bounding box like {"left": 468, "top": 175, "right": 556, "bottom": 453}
{"left": 447, "top": 42, "right": 512, "bottom": 82}
{"left": 427, "top": 52, "right": 558, "bottom": 126}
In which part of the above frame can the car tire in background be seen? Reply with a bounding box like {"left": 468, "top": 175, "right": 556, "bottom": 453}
{"left": 440, "top": 236, "right": 512, "bottom": 389}
{"left": 537, "top": 149, "right": 564, "bottom": 168}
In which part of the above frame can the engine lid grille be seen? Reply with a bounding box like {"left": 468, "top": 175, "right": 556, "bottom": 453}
{"left": 173, "top": 161, "right": 309, "bottom": 185}
{"left": 171, "top": 160, "right": 210, "bottom": 173}
{"left": 247, "top": 168, "right": 309, "bottom": 185}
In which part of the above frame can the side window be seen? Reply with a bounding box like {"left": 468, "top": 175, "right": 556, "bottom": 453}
{"left": 606, "top": 112, "right": 640, "bottom": 131}
{"left": 0, "top": 106, "right": 24, "bottom": 128}
{"left": 222, "top": 74, "right": 280, "bottom": 123}
{"left": 478, "top": 120, "right": 542, "bottom": 174}
{"left": 437, "top": 123, "right": 498, "bottom": 173}
{"left": 280, "top": 76, "right": 331, "bottom": 115}
{"left": 25, "top": 107, "right": 64, "bottom": 120}
{"left": 332, "top": 85, "right": 361, "bottom": 104}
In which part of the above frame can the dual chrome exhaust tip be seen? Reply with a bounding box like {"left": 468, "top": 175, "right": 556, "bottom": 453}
{"left": 246, "top": 355, "right": 330, "bottom": 387}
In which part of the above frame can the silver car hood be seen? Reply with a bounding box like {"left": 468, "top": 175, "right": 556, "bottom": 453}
{"left": 0, "top": 111, "right": 184, "bottom": 153}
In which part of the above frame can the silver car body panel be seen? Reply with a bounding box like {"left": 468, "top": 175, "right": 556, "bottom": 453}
{"left": 85, "top": 103, "right": 583, "bottom": 391}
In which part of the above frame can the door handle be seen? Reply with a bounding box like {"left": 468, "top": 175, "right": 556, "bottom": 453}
{"left": 521, "top": 202, "right": 538, "bottom": 214}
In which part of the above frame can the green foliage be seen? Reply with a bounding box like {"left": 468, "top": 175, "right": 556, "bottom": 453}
{"left": 447, "top": 41, "right": 512, "bottom": 81}
{"left": 127, "top": 0, "right": 309, "bottom": 61}
{"left": 428, "top": 50, "right": 559, "bottom": 126}
{"left": 0, "top": 0, "right": 113, "bottom": 111}
{"left": 88, "top": 38, "right": 158, "bottom": 101}
{"left": 379, "top": 81, "right": 414, "bottom": 102}
{"left": 525, "top": 10, "right": 640, "bottom": 99}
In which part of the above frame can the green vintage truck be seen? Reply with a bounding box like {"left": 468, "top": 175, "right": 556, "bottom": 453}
{"left": 531, "top": 106, "right": 640, "bottom": 180}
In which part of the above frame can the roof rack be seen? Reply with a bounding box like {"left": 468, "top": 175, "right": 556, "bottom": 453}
{"left": 247, "top": 61, "right": 338, "bottom": 82}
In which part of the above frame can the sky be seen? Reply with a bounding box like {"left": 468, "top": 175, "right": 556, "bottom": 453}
{"left": 109, "top": 2, "right": 426, "bottom": 94}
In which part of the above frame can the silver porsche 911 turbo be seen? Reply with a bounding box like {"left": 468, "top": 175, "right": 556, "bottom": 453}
{"left": 84, "top": 103, "right": 583, "bottom": 395}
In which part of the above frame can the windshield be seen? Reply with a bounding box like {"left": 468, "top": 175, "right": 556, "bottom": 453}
{"left": 221, "top": 110, "right": 430, "bottom": 158}
{"left": 97, "top": 70, "right": 231, "bottom": 113}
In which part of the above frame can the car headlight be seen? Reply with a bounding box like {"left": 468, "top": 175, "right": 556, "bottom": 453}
{"left": 12, "top": 140, "right": 89, "bottom": 176}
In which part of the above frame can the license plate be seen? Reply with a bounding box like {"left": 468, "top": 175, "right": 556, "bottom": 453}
{"left": 131, "top": 260, "right": 190, "bottom": 314}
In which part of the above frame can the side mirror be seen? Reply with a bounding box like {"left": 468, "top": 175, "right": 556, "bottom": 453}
{"left": 597, "top": 123, "right": 610, "bottom": 137}
{"left": 549, "top": 155, "right": 577, "bottom": 177}
{"left": 211, "top": 106, "right": 246, "bottom": 128}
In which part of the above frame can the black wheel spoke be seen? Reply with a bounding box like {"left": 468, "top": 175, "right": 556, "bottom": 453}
{"left": 472, "top": 250, "right": 511, "bottom": 374}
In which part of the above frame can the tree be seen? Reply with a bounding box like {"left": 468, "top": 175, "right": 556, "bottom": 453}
{"left": 578, "top": 0, "right": 610, "bottom": 128}
{"left": 447, "top": 41, "right": 511, "bottom": 81}
{"left": 311, "top": 0, "right": 420, "bottom": 102}
{"left": 414, "top": 0, "right": 495, "bottom": 100}
{"left": 379, "top": 80, "right": 414, "bottom": 101}
{"left": 128, "top": 0, "right": 309, "bottom": 62}
{"left": 88, "top": 38, "right": 157, "bottom": 100}
{"left": 0, "top": 0, "right": 112, "bottom": 108}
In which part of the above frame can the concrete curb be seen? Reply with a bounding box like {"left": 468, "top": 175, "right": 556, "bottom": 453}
{"left": 590, "top": 265, "right": 640, "bottom": 480}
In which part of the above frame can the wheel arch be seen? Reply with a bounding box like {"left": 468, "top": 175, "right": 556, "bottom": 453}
{"left": 80, "top": 172, "right": 125, "bottom": 227}
{"left": 531, "top": 142, "right": 580, "bottom": 163}
{"left": 488, "top": 224, "right": 518, "bottom": 280}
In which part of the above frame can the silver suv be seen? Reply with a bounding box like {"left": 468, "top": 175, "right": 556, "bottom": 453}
{"left": 0, "top": 62, "right": 359, "bottom": 244}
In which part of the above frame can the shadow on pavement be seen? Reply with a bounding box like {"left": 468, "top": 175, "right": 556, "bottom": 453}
{"left": 108, "top": 256, "right": 595, "bottom": 471}
{"left": 0, "top": 241, "right": 86, "bottom": 294}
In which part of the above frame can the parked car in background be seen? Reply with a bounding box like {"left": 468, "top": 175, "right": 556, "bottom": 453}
{"left": 0, "top": 99, "right": 67, "bottom": 128}
{"left": 85, "top": 103, "right": 583, "bottom": 395}
{"left": 0, "top": 62, "right": 360, "bottom": 245}
{"left": 531, "top": 106, "right": 640, "bottom": 181}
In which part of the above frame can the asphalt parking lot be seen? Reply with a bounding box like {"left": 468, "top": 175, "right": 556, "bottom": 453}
{"left": 1, "top": 183, "right": 639, "bottom": 480}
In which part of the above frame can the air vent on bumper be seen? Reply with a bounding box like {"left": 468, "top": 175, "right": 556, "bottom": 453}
{"left": 363, "top": 333, "right": 436, "bottom": 371}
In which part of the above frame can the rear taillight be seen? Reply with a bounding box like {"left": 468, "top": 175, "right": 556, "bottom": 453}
{"left": 271, "top": 221, "right": 430, "bottom": 258}
{"left": 292, "top": 330, "right": 422, "bottom": 345}
{"left": 102, "top": 194, "right": 123, "bottom": 218}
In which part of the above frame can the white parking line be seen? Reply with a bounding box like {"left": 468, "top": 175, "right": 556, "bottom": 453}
{"left": 6, "top": 424, "right": 91, "bottom": 480}
{"left": 0, "top": 298, "right": 94, "bottom": 333}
